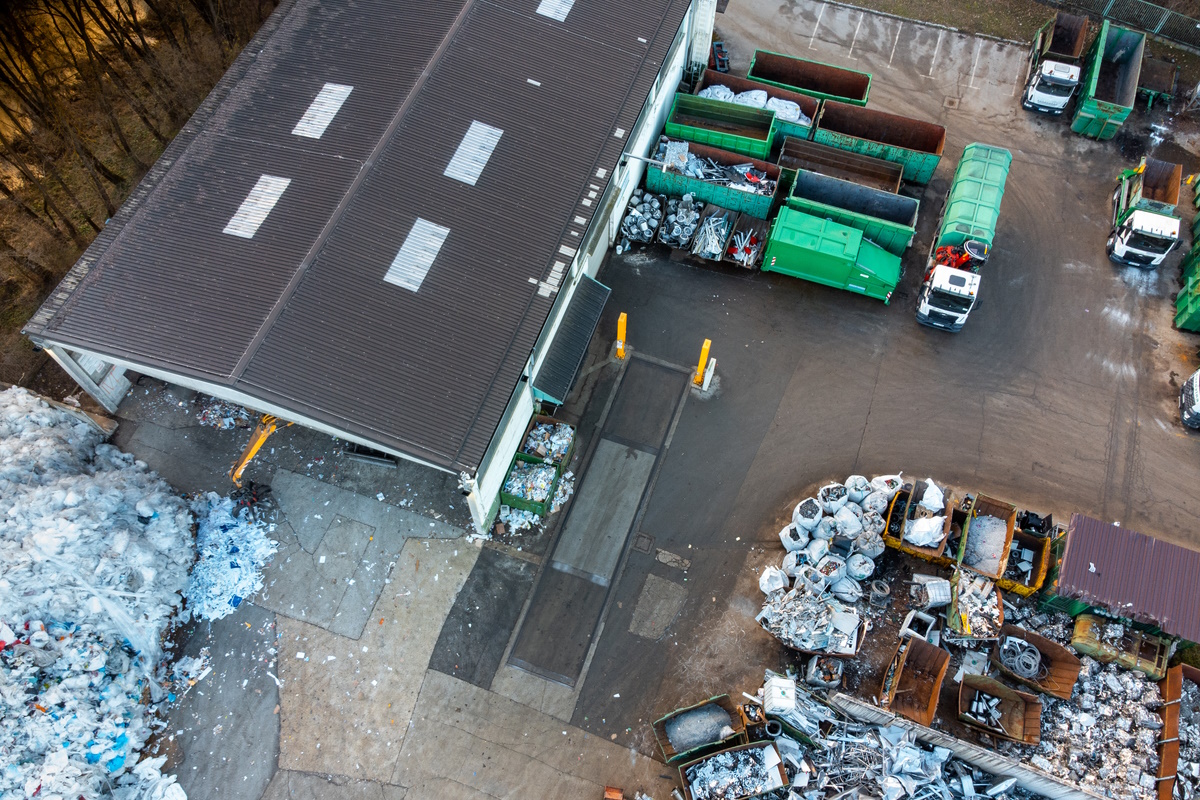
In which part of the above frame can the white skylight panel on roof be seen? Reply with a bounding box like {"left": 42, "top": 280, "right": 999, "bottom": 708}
{"left": 384, "top": 218, "right": 450, "bottom": 292}
{"left": 292, "top": 83, "right": 354, "bottom": 139}
{"left": 443, "top": 121, "right": 503, "bottom": 186}
{"left": 536, "top": 0, "right": 574, "bottom": 22}
{"left": 223, "top": 175, "right": 291, "bottom": 238}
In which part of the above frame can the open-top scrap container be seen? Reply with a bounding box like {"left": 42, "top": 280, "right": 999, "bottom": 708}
{"left": 665, "top": 93, "right": 776, "bottom": 161}
{"left": 989, "top": 624, "right": 1081, "bottom": 700}
{"left": 1070, "top": 614, "right": 1171, "bottom": 680}
{"left": 777, "top": 136, "right": 903, "bottom": 194}
{"left": 694, "top": 68, "right": 820, "bottom": 143}
{"left": 748, "top": 49, "right": 871, "bottom": 106}
{"left": 956, "top": 493, "right": 1017, "bottom": 581}
{"left": 813, "top": 101, "right": 945, "bottom": 184}
{"left": 646, "top": 137, "right": 781, "bottom": 219}
{"left": 883, "top": 481, "right": 954, "bottom": 565}
{"left": 995, "top": 527, "right": 1051, "bottom": 597}
{"left": 678, "top": 741, "right": 788, "bottom": 800}
{"left": 879, "top": 635, "right": 950, "bottom": 726}
{"left": 957, "top": 674, "right": 1042, "bottom": 745}
{"left": 1156, "top": 664, "right": 1200, "bottom": 800}
{"left": 653, "top": 694, "right": 748, "bottom": 766}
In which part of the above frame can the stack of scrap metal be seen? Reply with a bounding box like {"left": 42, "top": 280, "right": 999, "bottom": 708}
{"left": 692, "top": 209, "right": 735, "bottom": 261}
{"left": 964, "top": 688, "right": 1004, "bottom": 730}
{"left": 683, "top": 744, "right": 784, "bottom": 799}
{"left": 756, "top": 584, "right": 861, "bottom": 655}
{"left": 726, "top": 223, "right": 764, "bottom": 268}
{"left": 1178, "top": 679, "right": 1200, "bottom": 800}
{"left": 954, "top": 573, "right": 1002, "bottom": 639}
{"left": 660, "top": 195, "right": 701, "bottom": 248}
{"left": 617, "top": 189, "right": 663, "bottom": 249}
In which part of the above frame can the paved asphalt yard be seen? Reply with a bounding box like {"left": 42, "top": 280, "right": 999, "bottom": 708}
{"left": 108, "top": 1, "right": 1200, "bottom": 798}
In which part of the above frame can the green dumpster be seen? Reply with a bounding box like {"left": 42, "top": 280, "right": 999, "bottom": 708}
{"left": 813, "top": 101, "right": 945, "bottom": 184}
{"left": 645, "top": 138, "right": 781, "bottom": 219}
{"left": 694, "top": 68, "right": 819, "bottom": 144}
{"left": 664, "top": 93, "right": 775, "bottom": 161}
{"left": 762, "top": 207, "right": 901, "bottom": 303}
{"left": 785, "top": 169, "right": 918, "bottom": 255}
{"left": 748, "top": 49, "right": 871, "bottom": 106}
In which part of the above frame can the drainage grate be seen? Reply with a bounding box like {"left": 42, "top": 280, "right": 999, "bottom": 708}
{"left": 944, "top": 97, "right": 960, "bottom": 110}
{"left": 632, "top": 532, "right": 654, "bottom": 554}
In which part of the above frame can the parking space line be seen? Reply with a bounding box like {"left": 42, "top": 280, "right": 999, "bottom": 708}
{"left": 968, "top": 39, "right": 981, "bottom": 89}
{"left": 808, "top": 2, "right": 826, "bottom": 50}
{"left": 1011, "top": 55, "right": 1027, "bottom": 97}
{"left": 923, "top": 29, "right": 943, "bottom": 78}
{"left": 887, "top": 22, "right": 903, "bottom": 68}
{"left": 847, "top": 11, "right": 864, "bottom": 60}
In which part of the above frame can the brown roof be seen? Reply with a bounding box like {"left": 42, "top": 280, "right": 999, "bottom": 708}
{"left": 1057, "top": 514, "right": 1200, "bottom": 643}
{"left": 24, "top": 0, "right": 689, "bottom": 472}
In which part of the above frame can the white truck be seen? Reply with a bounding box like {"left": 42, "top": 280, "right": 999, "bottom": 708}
{"left": 1021, "top": 13, "right": 1089, "bottom": 115}
{"left": 1107, "top": 157, "right": 1182, "bottom": 269}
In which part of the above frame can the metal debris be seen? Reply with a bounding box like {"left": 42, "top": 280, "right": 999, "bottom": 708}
{"left": 1177, "top": 678, "right": 1200, "bottom": 800}
{"left": 660, "top": 194, "right": 701, "bottom": 248}
{"left": 756, "top": 584, "right": 861, "bottom": 655}
{"left": 653, "top": 139, "right": 776, "bottom": 197}
{"left": 692, "top": 209, "right": 735, "bottom": 261}
{"left": 726, "top": 227, "right": 763, "bottom": 267}
{"left": 617, "top": 188, "right": 664, "bottom": 251}
{"left": 684, "top": 743, "right": 784, "bottom": 800}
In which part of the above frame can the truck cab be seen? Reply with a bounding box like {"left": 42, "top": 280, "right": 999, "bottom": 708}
{"left": 1022, "top": 61, "right": 1081, "bottom": 113}
{"left": 1107, "top": 209, "right": 1180, "bottom": 267}
{"left": 1107, "top": 157, "right": 1182, "bottom": 269}
{"left": 1181, "top": 368, "right": 1200, "bottom": 429}
{"left": 1021, "top": 13, "right": 1088, "bottom": 115}
{"left": 916, "top": 267, "right": 980, "bottom": 331}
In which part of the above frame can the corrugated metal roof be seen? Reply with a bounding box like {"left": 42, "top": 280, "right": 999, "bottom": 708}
{"left": 25, "top": 0, "right": 690, "bottom": 472}
{"left": 533, "top": 276, "right": 610, "bottom": 404}
{"left": 1057, "top": 514, "right": 1200, "bottom": 643}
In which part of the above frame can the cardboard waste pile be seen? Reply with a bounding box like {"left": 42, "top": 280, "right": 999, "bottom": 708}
{"left": 757, "top": 475, "right": 897, "bottom": 655}
{"left": 0, "top": 387, "right": 195, "bottom": 799}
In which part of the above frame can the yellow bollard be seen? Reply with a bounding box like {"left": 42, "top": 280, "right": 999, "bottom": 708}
{"left": 616, "top": 312, "right": 627, "bottom": 360}
{"left": 694, "top": 338, "right": 711, "bottom": 386}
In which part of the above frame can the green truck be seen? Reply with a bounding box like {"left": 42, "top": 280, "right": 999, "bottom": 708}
{"left": 813, "top": 101, "right": 946, "bottom": 184}
{"left": 916, "top": 143, "right": 1013, "bottom": 332}
{"left": 1107, "top": 156, "right": 1182, "bottom": 268}
{"left": 663, "top": 93, "right": 775, "bottom": 160}
{"left": 1071, "top": 20, "right": 1145, "bottom": 140}
{"left": 762, "top": 206, "right": 902, "bottom": 303}
{"left": 786, "top": 169, "right": 918, "bottom": 256}
{"left": 748, "top": 49, "right": 871, "bottom": 106}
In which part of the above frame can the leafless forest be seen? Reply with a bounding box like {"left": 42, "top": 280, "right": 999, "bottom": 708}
{"left": 0, "top": 0, "right": 277, "bottom": 384}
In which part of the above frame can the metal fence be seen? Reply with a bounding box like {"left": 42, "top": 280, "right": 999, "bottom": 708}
{"left": 1049, "top": 0, "right": 1200, "bottom": 52}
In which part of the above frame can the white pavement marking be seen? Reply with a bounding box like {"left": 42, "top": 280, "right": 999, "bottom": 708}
{"left": 888, "top": 22, "right": 903, "bottom": 68}
{"left": 809, "top": 2, "right": 827, "bottom": 50}
{"left": 847, "top": 11, "right": 864, "bottom": 60}
{"left": 1012, "top": 55, "right": 1027, "bottom": 97}
{"left": 925, "top": 29, "right": 944, "bottom": 78}
{"left": 968, "top": 39, "right": 981, "bottom": 89}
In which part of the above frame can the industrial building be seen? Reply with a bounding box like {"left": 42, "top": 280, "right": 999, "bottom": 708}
{"left": 23, "top": 0, "right": 717, "bottom": 529}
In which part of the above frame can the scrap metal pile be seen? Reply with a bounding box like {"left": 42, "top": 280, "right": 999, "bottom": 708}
{"left": 753, "top": 671, "right": 1036, "bottom": 800}
{"left": 1177, "top": 679, "right": 1200, "bottom": 800}
{"left": 693, "top": 210, "right": 735, "bottom": 260}
{"left": 684, "top": 743, "right": 784, "bottom": 799}
{"left": 953, "top": 575, "right": 1002, "bottom": 639}
{"left": 1033, "top": 657, "right": 1161, "bottom": 800}
{"left": 654, "top": 139, "right": 777, "bottom": 196}
{"left": 660, "top": 194, "right": 702, "bottom": 248}
{"left": 727, "top": 227, "right": 764, "bottom": 268}
{"left": 758, "top": 475, "right": 897, "bottom": 655}
{"left": 618, "top": 188, "right": 664, "bottom": 250}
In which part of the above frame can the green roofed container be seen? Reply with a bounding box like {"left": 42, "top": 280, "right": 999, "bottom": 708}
{"left": 813, "top": 101, "right": 946, "bottom": 184}
{"left": 645, "top": 138, "right": 781, "bottom": 219}
{"left": 694, "top": 69, "right": 819, "bottom": 144}
{"left": 664, "top": 93, "right": 775, "bottom": 160}
{"left": 935, "top": 143, "right": 1013, "bottom": 250}
{"left": 786, "top": 169, "right": 918, "bottom": 255}
{"left": 1071, "top": 20, "right": 1145, "bottom": 141}
{"left": 762, "top": 207, "right": 901, "bottom": 303}
{"left": 748, "top": 49, "right": 871, "bottom": 106}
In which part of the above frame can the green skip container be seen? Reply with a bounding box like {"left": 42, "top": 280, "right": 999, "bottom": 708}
{"left": 762, "top": 206, "right": 901, "bottom": 303}
{"left": 748, "top": 49, "right": 871, "bottom": 106}
{"left": 786, "top": 169, "right": 918, "bottom": 256}
{"left": 694, "top": 68, "right": 820, "bottom": 144}
{"left": 813, "top": 101, "right": 946, "bottom": 184}
{"left": 645, "top": 138, "right": 781, "bottom": 219}
{"left": 1071, "top": 20, "right": 1145, "bottom": 141}
{"left": 664, "top": 93, "right": 776, "bottom": 161}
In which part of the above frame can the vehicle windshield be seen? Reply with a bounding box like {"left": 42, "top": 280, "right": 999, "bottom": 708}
{"left": 929, "top": 289, "right": 973, "bottom": 314}
{"left": 1124, "top": 230, "right": 1175, "bottom": 255}
{"left": 1033, "top": 77, "right": 1075, "bottom": 97}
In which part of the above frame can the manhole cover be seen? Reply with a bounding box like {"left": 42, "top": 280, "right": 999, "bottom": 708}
{"left": 633, "top": 532, "right": 654, "bottom": 554}
{"left": 944, "top": 97, "right": 960, "bottom": 110}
